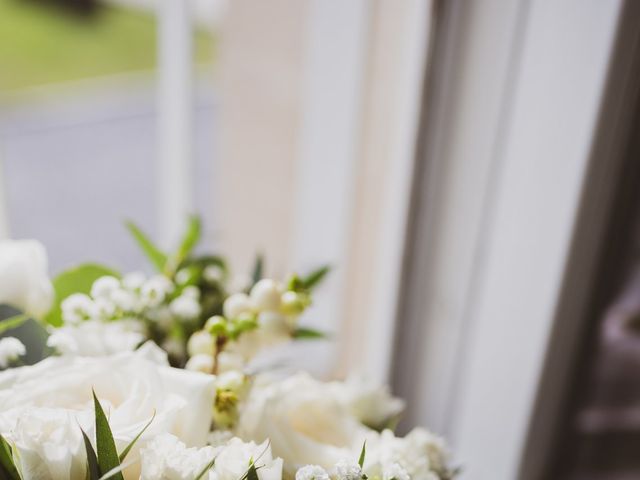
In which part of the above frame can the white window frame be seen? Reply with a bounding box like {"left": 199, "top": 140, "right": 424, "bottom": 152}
{"left": 392, "top": 0, "right": 640, "bottom": 479}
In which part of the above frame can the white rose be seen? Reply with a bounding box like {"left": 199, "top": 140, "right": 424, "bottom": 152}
{"left": 0, "top": 345, "right": 215, "bottom": 480}
{"left": 330, "top": 377, "right": 405, "bottom": 430}
{"left": 236, "top": 373, "right": 369, "bottom": 474}
{"left": 0, "top": 239, "right": 53, "bottom": 318}
{"left": 47, "top": 320, "right": 144, "bottom": 356}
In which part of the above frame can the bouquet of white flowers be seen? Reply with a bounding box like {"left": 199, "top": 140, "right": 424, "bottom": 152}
{"left": 0, "top": 218, "right": 458, "bottom": 480}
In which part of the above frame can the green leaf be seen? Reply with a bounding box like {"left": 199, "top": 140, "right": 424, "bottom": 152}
{"left": 194, "top": 457, "right": 216, "bottom": 480}
{"left": 247, "top": 464, "right": 259, "bottom": 480}
{"left": 0, "top": 434, "right": 20, "bottom": 480}
{"left": 251, "top": 254, "right": 264, "bottom": 286}
{"left": 125, "top": 221, "right": 167, "bottom": 272}
{"left": 80, "top": 428, "right": 100, "bottom": 480}
{"left": 176, "top": 215, "right": 201, "bottom": 263}
{"left": 292, "top": 327, "right": 327, "bottom": 340}
{"left": 43, "top": 264, "right": 120, "bottom": 327}
{"left": 0, "top": 314, "right": 28, "bottom": 335}
{"left": 92, "top": 391, "right": 124, "bottom": 480}
{"left": 358, "top": 441, "right": 366, "bottom": 468}
{"left": 118, "top": 411, "right": 155, "bottom": 463}
{"left": 301, "top": 265, "right": 331, "bottom": 290}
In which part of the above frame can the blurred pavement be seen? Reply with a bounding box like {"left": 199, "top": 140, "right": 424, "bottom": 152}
{"left": 0, "top": 73, "right": 217, "bottom": 274}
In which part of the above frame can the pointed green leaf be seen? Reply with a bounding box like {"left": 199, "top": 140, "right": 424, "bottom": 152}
{"left": 44, "top": 264, "right": 120, "bottom": 327}
{"left": 292, "top": 327, "right": 327, "bottom": 340}
{"left": 118, "top": 411, "right": 155, "bottom": 463}
{"left": 125, "top": 221, "right": 167, "bottom": 272}
{"left": 92, "top": 391, "right": 124, "bottom": 480}
{"left": 251, "top": 254, "right": 264, "bottom": 286}
{"left": 0, "top": 314, "right": 28, "bottom": 335}
{"left": 358, "top": 441, "right": 366, "bottom": 468}
{"left": 176, "top": 215, "right": 201, "bottom": 262}
{"left": 301, "top": 265, "right": 331, "bottom": 290}
{"left": 80, "top": 428, "right": 100, "bottom": 480}
{"left": 0, "top": 434, "right": 20, "bottom": 480}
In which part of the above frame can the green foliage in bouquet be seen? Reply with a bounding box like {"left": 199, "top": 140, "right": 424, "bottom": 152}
{"left": 35, "top": 216, "right": 330, "bottom": 369}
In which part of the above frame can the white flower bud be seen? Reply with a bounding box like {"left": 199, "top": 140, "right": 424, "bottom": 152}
{"left": 0, "top": 337, "right": 26, "bottom": 368}
{"left": 296, "top": 465, "right": 330, "bottom": 480}
{"left": 281, "top": 291, "right": 307, "bottom": 316}
{"left": 170, "top": 295, "right": 202, "bottom": 320}
{"left": 61, "top": 293, "right": 95, "bottom": 324}
{"left": 223, "top": 293, "right": 253, "bottom": 319}
{"left": 187, "top": 330, "right": 216, "bottom": 357}
{"left": 250, "top": 279, "right": 281, "bottom": 312}
{"left": 185, "top": 353, "right": 214, "bottom": 373}
{"left": 90, "top": 276, "right": 120, "bottom": 300}
{"left": 141, "top": 275, "right": 173, "bottom": 307}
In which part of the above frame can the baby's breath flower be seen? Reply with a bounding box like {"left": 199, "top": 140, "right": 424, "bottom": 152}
{"left": 170, "top": 295, "right": 201, "bottom": 320}
{"left": 296, "top": 465, "right": 330, "bottom": 480}
{"left": 383, "top": 463, "right": 410, "bottom": 480}
{"left": 61, "top": 293, "right": 95, "bottom": 324}
{"left": 0, "top": 337, "right": 25, "bottom": 368}
{"left": 90, "top": 276, "right": 120, "bottom": 300}
{"left": 182, "top": 286, "right": 200, "bottom": 300}
{"left": 110, "top": 288, "right": 137, "bottom": 312}
{"left": 141, "top": 275, "right": 173, "bottom": 307}
{"left": 334, "top": 460, "right": 363, "bottom": 480}
{"left": 122, "top": 271, "right": 146, "bottom": 291}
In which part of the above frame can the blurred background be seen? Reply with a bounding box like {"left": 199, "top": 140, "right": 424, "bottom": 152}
{"left": 2, "top": 0, "right": 640, "bottom": 479}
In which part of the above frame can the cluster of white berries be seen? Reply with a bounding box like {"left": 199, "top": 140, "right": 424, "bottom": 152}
{"left": 0, "top": 337, "right": 26, "bottom": 368}
{"left": 185, "top": 278, "right": 312, "bottom": 373}
{"left": 60, "top": 273, "right": 202, "bottom": 326}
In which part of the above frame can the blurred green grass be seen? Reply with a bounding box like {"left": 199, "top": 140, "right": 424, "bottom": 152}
{"left": 0, "top": 0, "right": 214, "bottom": 92}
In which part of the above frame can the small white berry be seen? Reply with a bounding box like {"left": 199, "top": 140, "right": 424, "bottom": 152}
{"left": 170, "top": 295, "right": 201, "bottom": 320}
{"left": 185, "top": 354, "right": 214, "bottom": 373}
{"left": 223, "top": 293, "right": 253, "bottom": 319}
{"left": 187, "top": 330, "right": 216, "bottom": 356}
{"left": 250, "top": 279, "right": 282, "bottom": 312}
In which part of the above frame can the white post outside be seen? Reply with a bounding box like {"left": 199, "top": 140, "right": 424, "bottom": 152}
{"left": 157, "top": 0, "right": 194, "bottom": 248}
